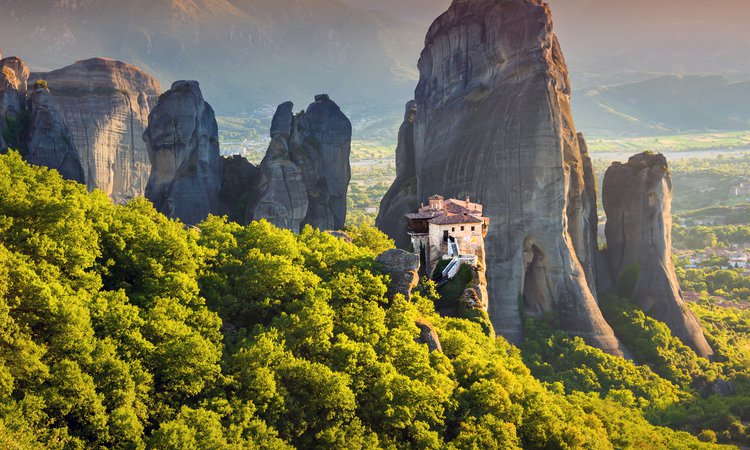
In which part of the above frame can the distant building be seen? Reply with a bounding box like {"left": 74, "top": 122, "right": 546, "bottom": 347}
{"left": 730, "top": 254, "right": 749, "bottom": 269}
{"left": 730, "top": 182, "right": 750, "bottom": 197}
{"left": 406, "top": 195, "right": 489, "bottom": 277}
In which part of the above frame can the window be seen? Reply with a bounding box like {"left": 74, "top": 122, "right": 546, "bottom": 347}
{"left": 461, "top": 226, "right": 465, "bottom": 231}
{"left": 471, "top": 226, "right": 476, "bottom": 231}
{"left": 443, "top": 230, "right": 449, "bottom": 242}
{"left": 452, "top": 227, "right": 455, "bottom": 232}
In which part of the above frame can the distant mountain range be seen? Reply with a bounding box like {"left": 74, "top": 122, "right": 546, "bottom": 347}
{"left": 0, "top": 0, "right": 423, "bottom": 116}
{"left": 1, "top": 0, "right": 749, "bottom": 137}
{"left": 573, "top": 75, "right": 750, "bottom": 136}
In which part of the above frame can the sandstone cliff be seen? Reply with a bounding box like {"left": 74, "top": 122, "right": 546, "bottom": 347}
{"left": 26, "top": 82, "right": 85, "bottom": 183}
{"left": 144, "top": 81, "right": 222, "bottom": 225}
{"left": 377, "top": 0, "right": 626, "bottom": 355}
{"left": 249, "top": 96, "right": 351, "bottom": 232}
{"left": 33, "top": 58, "right": 161, "bottom": 203}
{"left": 603, "top": 152, "right": 713, "bottom": 358}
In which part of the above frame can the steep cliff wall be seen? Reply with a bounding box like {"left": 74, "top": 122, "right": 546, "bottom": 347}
{"left": 0, "top": 56, "right": 30, "bottom": 151}
{"left": 33, "top": 58, "right": 161, "bottom": 202}
{"left": 376, "top": 101, "right": 419, "bottom": 249}
{"left": 144, "top": 81, "right": 222, "bottom": 225}
{"left": 603, "top": 152, "right": 713, "bottom": 358}
{"left": 26, "top": 82, "right": 85, "bottom": 183}
{"left": 250, "top": 96, "right": 351, "bottom": 232}
{"left": 377, "top": 0, "right": 625, "bottom": 355}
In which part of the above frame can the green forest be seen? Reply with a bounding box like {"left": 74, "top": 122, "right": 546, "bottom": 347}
{"left": 0, "top": 150, "right": 749, "bottom": 449}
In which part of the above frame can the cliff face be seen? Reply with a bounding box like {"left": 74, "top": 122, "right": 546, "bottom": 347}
{"left": 377, "top": 0, "right": 625, "bottom": 355}
{"left": 292, "top": 94, "right": 352, "bottom": 231}
{"left": 251, "top": 130, "right": 310, "bottom": 232}
{"left": 376, "top": 101, "right": 419, "bottom": 249}
{"left": 144, "top": 81, "right": 222, "bottom": 225}
{"left": 26, "top": 83, "right": 85, "bottom": 183}
{"left": 250, "top": 96, "right": 351, "bottom": 232}
{"left": 603, "top": 152, "right": 713, "bottom": 358}
{"left": 0, "top": 56, "right": 30, "bottom": 150}
{"left": 33, "top": 58, "right": 161, "bottom": 203}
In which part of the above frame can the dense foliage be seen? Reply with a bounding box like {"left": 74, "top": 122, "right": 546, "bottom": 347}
{"left": 0, "top": 152, "right": 736, "bottom": 449}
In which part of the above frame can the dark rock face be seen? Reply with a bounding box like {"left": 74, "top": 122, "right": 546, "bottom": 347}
{"left": 26, "top": 83, "right": 85, "bottom": 183}
{"left": 376, "top": 249, "right": 420, "bottom": 300}
{"left": 376, "top": 101, "right": 418, "bottom": 249}
{"left": 603, "top": 152, "right": 713, "bottom": 358}
{"left": 270, "top": 101, "right": 294, "bottom": 138}
{"left": 377, "top": 0, "right": 625, "bottom": 355}
{"left": 219, "top": 155, "right": 260, "bottom": 223}
{"left": 0, "top": 56, "right": 30, "bottom": 150}
{"left": 33, "top": 58, "right": 161, "bottom": 203}
{"left": 250, "top": 133, "right": 310, "bottom": 231}
{"left": 292, "top": 94, "right": 352, "bottom": 231}
{"left": 144, "top": 81, "right": 222, "bottom": 225}
{"left": 249, "top": 96, "right": 351, "bottom": 232}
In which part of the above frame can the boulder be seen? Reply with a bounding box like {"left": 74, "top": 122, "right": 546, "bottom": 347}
{"left": 415, "top": 318, "right": 442, "bottom": 353}
{"left": 144, "top": 80, "right": 222, "bottom": 225}
{"left": 33, "top": 58, "right": 161, "bottom": 202}
{"left": 25, "top": 82, "right": 85, "bottom": 183}
{"left": 603, "top": 152, "right": 713, "bottom": 358}
{"left": 376, "top": 249, "right": 420, "bottom": 300}
{"left": 376, "top": 0, "right": 626, "bottom": 355}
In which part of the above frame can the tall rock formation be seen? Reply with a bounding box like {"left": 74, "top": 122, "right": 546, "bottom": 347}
{"left": 293, "top": 94, "right": 352, "bottom": 231}
{"left": 249, "top": 96, "right": 352, "bottom": 232}
{"left": 377, "top": 0, "right": 626, "bottom": 355}
{"left": 377, "top": 101, "right": 418, "bottom": 249}
{"left": 603, "top": 152, "right": 713, "bottom": 358}
{"left": 0, "top": 56, "right": 30, "bottom": 150}
{"left": 26, "top": 82, "right": 85, "bottom": 183}
{"left": 144, "top": 81, "right": 222, "bottom": 225}
{"left": 32, "top": 58, "right": 161, "bottom": 202}
{"left": 251, "top": 124, "right": 310, "bottom": 231}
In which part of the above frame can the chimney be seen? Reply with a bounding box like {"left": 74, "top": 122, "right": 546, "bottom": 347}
{"left": 465, "top": 196, "right": 470, "bottom": 207}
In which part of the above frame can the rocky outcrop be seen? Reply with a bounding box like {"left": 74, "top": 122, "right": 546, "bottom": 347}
{"left": 415, "top": 319, "right": 442, "bottom": 353}
{"left": 248, "top": 96, "right": 351, "bottom": 232}
{"left": 603, "top": 152, "right": 713, "bottom": 358}
{"left": 26, "top": 82, "right": 85, "bottom": 183}
{"left": 460, "top": 265, "right": 489, "bottom": 311}
{"left": 376, "top": 249, "right": 420, "bottom": 300}
{"left": 376, "top": 101, "right": 418, "bottom": 250}
{"left": 33, "top": 58, "right": 161, "bottom": 203}
{"left": 250, "top": 132, "right": 309, "bottom": 231}
{"left": 0, "top": 56, "right": 30, "bottom": 150}
{"left": 144, "top": 81, "right": 222, "bottom": 225}
{"left": 377, "top": 0, "right": 626, "bottom": 356}
{"left": 291, "top": 94, "right": 352, "bottom": 231}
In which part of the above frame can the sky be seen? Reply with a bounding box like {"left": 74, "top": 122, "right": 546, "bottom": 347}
{"left": 346, "top": 0, "right": 750, "bottom": 76}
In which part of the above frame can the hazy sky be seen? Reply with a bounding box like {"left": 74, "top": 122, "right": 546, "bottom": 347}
{"left": 346, "top": 0, "right": 750, "bottom": 76}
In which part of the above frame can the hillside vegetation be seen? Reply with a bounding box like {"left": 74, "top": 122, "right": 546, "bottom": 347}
{"left": 0, "top": 151, "right": 737, "bottom": 448}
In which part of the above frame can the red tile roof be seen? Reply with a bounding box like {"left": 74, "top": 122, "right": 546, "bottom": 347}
{"left": 429, "top": 214, "right": 484, "bottom": 225}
